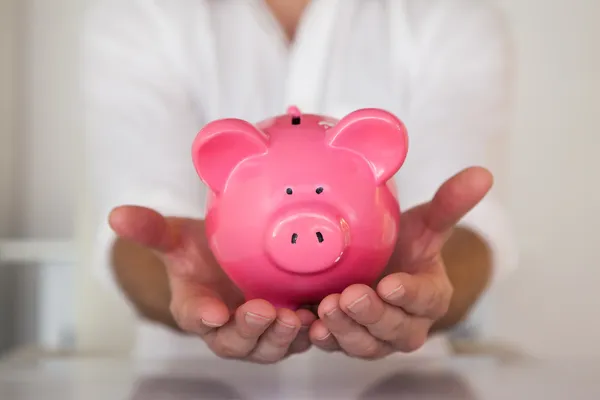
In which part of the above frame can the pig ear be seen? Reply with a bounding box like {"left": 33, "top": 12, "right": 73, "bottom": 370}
{"left": 325, "top": 109, "right": 408, "bottom": 184}
{"left": 192, "top": 119, "right": 269, "bottom": 194}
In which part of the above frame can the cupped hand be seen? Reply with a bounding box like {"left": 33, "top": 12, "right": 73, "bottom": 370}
{"left": 109, "top": 207, "right": 316, "bottom": 364}
{"left": 307, "top": 166, "right": 493, "bottom": 359}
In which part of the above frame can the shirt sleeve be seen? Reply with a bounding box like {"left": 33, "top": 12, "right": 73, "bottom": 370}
{"left": 395, "top": 0, "right": 519, "bottom": 287}
{"left": 81, "top": 0, "right": 208, "bottom": 292}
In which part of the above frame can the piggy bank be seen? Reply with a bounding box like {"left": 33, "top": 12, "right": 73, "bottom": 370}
{"left": 191, "top": 107, "right": 408, "bottom": 310}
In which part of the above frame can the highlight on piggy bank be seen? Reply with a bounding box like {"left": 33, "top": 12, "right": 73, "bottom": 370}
{"left": 191, "top": 107, "right": 409, "bottom": 310}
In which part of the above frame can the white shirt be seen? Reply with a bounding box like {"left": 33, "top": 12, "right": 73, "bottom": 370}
{"left": 83, "top": 0, "right": 519, "bottom": 359}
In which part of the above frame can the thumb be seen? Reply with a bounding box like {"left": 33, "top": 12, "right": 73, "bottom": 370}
{"left": 109, "top": 205, "right": 180, "bottom": 253}
{"left": 425, "top": 166, "right": 493, "bottom": 233}
{"left": 169, "top": 277, "right": 232, "bottom": 335}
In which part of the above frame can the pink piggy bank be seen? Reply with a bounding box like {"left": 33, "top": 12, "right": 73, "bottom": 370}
{"left": 191, "top": 107, "right": 409, "bottom": 310}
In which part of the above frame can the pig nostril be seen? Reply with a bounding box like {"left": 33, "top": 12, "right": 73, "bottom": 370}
{"left": 291, "top": 233, "right": 298, "bottom": 244}
{"left": 316, "top": 232, "right": 324, "bottom": 243}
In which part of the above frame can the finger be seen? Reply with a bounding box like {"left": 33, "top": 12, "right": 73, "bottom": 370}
{"left": 170, "top": 291, "right": 231, "bottom": 335}
{"left": 308, "top": 319, "right": 340, "bottom": 352}
{"left": 339, "top": 284, "right": 428, "bottom": 352}
{"left": 109, "top": 205, "right": 179, "bottom": 252}
{"left": 296, "top": 308, "right": 318, "bottom": 326}
{"left": 168, "top": 278, "right": 230, "bottom": 334}
{"left": 300, "top": 304, "right": 319, "bottom": 315}
{"left": 426, "top": 166, "right": 493, "bottom": 233}
{"left": 288, "top": 309, "right": 317, "bottom": 355}
{"left": 207, "top": 299, "right": 276, "bottom": 359}
{"left": 377, "top": 272, "right": 452, "bottom": 320}
{"left": 248, "top": 308, "right": 301, "bottom": 364}
{"left": 316, "top": 294, "right": 391, "bottom": 359}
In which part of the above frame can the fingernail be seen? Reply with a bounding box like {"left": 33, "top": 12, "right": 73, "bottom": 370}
{"left": 201, "top": 318, "right": 224, "bottom": 328}
{"left": 273, "top": 319, "right": 297, "bottom": 335}
{"left": 347, "top": 294, "right": 370, "bottom": 314}
{"left": 324, "top": 307, "right": 340, "bottom": 319}
{"left": 245, "top": 312, "right": 272, "bottom": 328}
{"left": 384, "top": 284, "right": 405, "bottom": 300}
{"left": 317, "top": 331, "right": 332, "bottom": 341}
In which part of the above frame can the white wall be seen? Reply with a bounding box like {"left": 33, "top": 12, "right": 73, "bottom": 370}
{"left": 0, "top": 0, "right": 134, "bottom": 354}
{"left": 0, "top": 0, "right": 81, "bottom": 352}
{"left": 0, "top": 0, "right": 19, "bottom": 354}
{"left": 14, "top": 0, "right": 81, "bottom": 239}
{"left": 0, "top": 0, "right": 17, "bottom": 235}
{"left": 487, "top": 0, "right": 600, "bottom": 357}
{"left": 19, "top": 0, "right": 84, "bottom": 349}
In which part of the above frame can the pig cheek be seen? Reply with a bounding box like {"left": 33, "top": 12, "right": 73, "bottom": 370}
{"left": 342, "top": 186, "right": 400, "bottom": 272}
{"left": 209, "top": 194, "right": 270, "bottom": 267}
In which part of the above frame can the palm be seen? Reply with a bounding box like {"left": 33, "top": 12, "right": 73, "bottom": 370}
{"left": 383, "top": 167, "right": 491, "bottom": 278}
{"left": 160, "top": 217, "right": 246, "bottom": 312}
{"left": 381, "top": 205, "right": 446, "bottom": 279}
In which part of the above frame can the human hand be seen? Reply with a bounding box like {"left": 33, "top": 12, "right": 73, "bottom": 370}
{"left": 307, "top": 167, "right": 493, "bottom": 359}
{"left": 109, "top": 207, "right": 316, "bottom": 363}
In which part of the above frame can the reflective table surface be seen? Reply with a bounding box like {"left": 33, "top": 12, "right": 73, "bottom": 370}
{"left": 1, "top": 350, "right": 599, "bottom": 399}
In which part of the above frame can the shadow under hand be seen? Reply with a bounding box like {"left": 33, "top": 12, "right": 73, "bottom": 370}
{"left": 129, "top": 376, "right": 244, "bottom": 400}
{"left": 358, "top": 371, "right": 477, "bottom": 400}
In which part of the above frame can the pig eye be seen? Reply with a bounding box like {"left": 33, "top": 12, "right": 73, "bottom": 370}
{"left": 286, "top": 188, "right": 293, "bottom": 195}
{"left": 316, "top": 187, "right": 324, "bottom": 194}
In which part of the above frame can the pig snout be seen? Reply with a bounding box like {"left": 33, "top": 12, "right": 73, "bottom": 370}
{"left": 265, "top": 208, "right": 349, "bottom": 274}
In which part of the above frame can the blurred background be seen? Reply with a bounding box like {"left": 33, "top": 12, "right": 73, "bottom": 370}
{"left": 0, "top": 0, "right": 598, "bottom": 359}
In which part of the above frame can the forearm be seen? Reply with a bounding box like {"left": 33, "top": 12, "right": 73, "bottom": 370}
{"left": 432, "top": 227, "right": 492, "bottom": 332}
{"left": 111, "top": 238, "right": 181, "bottom": 331}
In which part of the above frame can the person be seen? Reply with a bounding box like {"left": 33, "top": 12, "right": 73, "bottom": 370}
{"left": 82, "top": 0, "right": 518, "bottom": 362}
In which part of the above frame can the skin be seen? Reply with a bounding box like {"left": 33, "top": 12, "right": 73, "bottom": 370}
{"left": 110, "top": 167, "right": 492, "bottom": 363}
{"left": 264, "top": 0, "right": 311, "bottom": 42}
